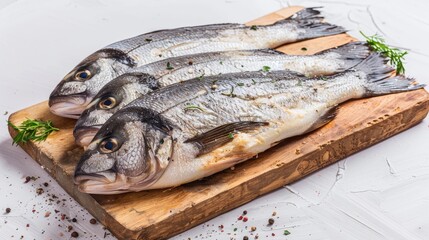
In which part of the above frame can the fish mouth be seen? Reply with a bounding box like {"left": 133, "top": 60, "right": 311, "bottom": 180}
{"left": 74, "top": 125, "right": 102, "bottom": 147}
{"left": 49, "top": 94, "right": 90, "bottom": 119}
{"left": 74, "top": 171, "right": 129, "bottom": 194}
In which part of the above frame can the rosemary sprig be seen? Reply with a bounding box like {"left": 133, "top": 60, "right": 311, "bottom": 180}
{"left": 360, "top": 31, "right": 408, "bottom": 74}
{"left": 8, "top": 119, "right": 59, "bottom": 145}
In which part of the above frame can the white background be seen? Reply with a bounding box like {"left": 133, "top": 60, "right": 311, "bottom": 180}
{"left": 0, "top": 0, "right": 428, "bottom": 239}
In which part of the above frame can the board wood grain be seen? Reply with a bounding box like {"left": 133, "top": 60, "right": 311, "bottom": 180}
{"left": 7, "top": 6, "right": 429, "bottom": 240}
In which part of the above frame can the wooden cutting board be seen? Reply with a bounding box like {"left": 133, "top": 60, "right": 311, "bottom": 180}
{"left": 7, "top": 6, "right": 429, "bottom": 240}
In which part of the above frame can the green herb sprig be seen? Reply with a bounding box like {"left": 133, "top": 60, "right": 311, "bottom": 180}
{"left": 360, "top": 31, "right": 408, "bottom": 74}
{"left": 8, "top": 119, "right": 59, "bottom": 145}
{"left": 184, "top": 104, "right": 205, "bottom": 112}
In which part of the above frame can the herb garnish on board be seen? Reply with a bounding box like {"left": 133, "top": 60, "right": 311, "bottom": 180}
{"left": 8, "top": 119, "right": 59, "bottom": 145}
{"left": 360, "top": 31, "right": 408, "bottom": 74}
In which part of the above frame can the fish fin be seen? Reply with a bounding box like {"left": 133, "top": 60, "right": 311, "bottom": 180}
{"left": 296, "top": 21, "right": 346, "bottom": 39}
{"left": 316, "top": 42, "right": 370, "bottom": 72}
{"left": 185, "top": 121, "right": 269, "bottom": 156}
{"left": 304, "top": 106, "right": 339, "bottom": 134}
{"left": 287, "top": 7, "right": 323, "bottom": 21}
{"left": 353, "top": 53, "right": 425, "bottom": 96}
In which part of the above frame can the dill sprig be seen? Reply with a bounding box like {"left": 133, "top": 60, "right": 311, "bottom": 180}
{"left": 8, "top": 119, "right": 59, "bottom": 145}
{"left": 360, "top": 31, "right": 408, "bottom": 74}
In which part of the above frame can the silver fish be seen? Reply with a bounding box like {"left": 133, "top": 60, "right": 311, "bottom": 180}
{"left": 49, "top": 8, "right": 345, "bottom": 118}
{"left": 74, "top": 42, "right": 370, "bottom": 146}
{"left": 73, "top": 53, "right": 424, "bottom": 194}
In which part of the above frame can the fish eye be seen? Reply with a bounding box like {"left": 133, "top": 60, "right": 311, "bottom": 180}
{"left": 99, "top": 138, "right": 119, "bottom": 153}
{"left": 99, "top": 97, "right": 116, "bottom": 109}
{"left": 75, "top": 70, "right": 92, "bottom": 81}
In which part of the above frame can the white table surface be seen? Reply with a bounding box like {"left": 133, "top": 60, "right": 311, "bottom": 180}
{"left": 0, "top": 0, "right": 428, "bottom": 239}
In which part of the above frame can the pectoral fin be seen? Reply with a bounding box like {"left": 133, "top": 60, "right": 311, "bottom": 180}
{"left": 304, "top": 106, "right": 339, "bottom": 134}
{"left": 185, "top": 121, "right": 269, "bottom": 156}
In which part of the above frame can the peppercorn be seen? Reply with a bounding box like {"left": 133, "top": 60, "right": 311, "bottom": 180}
{"left": 5, "top": 207, "right": 11, "bottom": 214}
{"left": 268, "top": 218, "right": 274, "bottom": 225}
{"left": 71, "top": 231, "right": 79, "bottom": 238}
{"left": 243, "top": 236, "right": 249, "bottom": 240}
{"left": 89, "top": 218, "right": 97, "bottom": 224}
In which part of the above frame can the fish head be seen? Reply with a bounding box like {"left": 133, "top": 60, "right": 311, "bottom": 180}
{"left": 73, "top": 72, "right": 157, "bottom": 146}
{"left": 74, "top": 110, "right": 173, "bottom": 194}
{"left": 49, "top": 49, "right": 136, "bottom": 119}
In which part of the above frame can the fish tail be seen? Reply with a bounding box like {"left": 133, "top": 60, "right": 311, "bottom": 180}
{"left": 296, "top": 21, "right": 346, "bottom": 40}
{"left": 289, "top": 7, "right": 323, "bottom": 21}
{"left": 355, "top": 53, "right": 425, "bottom": 96}
{"left": 317, "top": 41, "right": 371, "bottom": 71}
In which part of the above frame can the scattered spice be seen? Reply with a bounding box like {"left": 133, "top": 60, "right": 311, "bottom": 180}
{"left": 251, "top": 226, "right": 256, "bottom": 231}
{"left": 272, "top": 233, "right": 276, "bottom": 236}
{"left": 301, "top": 47, "right": 308, "bottom": 51}
{"left": 250, "top": 25, "right": 258, "bottom": 30}
{"left": 243, "top": 210, "right": 247, "bottom": 215}
{"left": 43, "top": 182, "right": 49, "bottom": 187}
{"left": 24, "top": 176, "right": 31, "bottom": 183}
{"left": 71, "top": 231, "right": 79, "bottom": 238}
{"left": 272, "top": 211, "right": 277, "bottom": 216}
{"left": 166, "top": 62, "right": 174, "bottom": 70}
{"left": 68, "top": 225, "right": 73, "bottom": 232}
{"left": 72, "top": 218, "right": 77, "bottom": 222}
{"left": 26, "top": 224, "right": 29, "bottom": 227}
{"left": 36, "top": 188, "right": 44, "bottom": 195}
{"left": 44, "top": 211, "right": 51, "bottom": 218}
{"left": 90, "top": 218, "right": 97, "bottom": 224}
{"left": 233, "top": 228, "right": 237, "bottom": 231}
{"left": 243, "top": 216, "right": 248, "bottom": 222}
{"left": 188, "top": 61, "right": 193, "bottom": 65}
{"left": 295, "top": 149, "right": 301, "bottom": 155}
{"left": 5, "top": 207, "right": 11, "bottom": 214}
{"left": 243, "top": 236, "right": 249, "bottom": 240}
{"left": 4, "top": 111, "right": 8, "bottom": 115}
{"left": 268, "top": 218, "right": 275, "bottom": 225}
{"left": 238, "top": 216, "right": 243, "bottom": 220}
{"left": 284, "top": 230, "right": 291, "bottom": 235}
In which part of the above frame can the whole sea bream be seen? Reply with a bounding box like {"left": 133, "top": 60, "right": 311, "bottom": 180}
{"left": 73, "top": 42, "right": 370, "bottom": 146}
{"left": 49, "top": 8, "right": 346, "bottom": 118}
{"left": 73, "top": 53, "right": 424, "bottom": 194}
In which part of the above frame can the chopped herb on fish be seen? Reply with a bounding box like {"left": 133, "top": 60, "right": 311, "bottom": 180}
{"left": 250, "top": 25, "right": 258, "bottom": 30}
{"left": 198, "top": 73, "right": 205, "bottom": 80}
{"left": 228, "top": 133, "right": 234, "bottom": 139}
{"left": 360, "top": 31, "right": 407, "bottom": 74}
{"left": 184, "top": 104, "right": 205, "bottom": 112}
{"left": 166, "top": 62, "right": 174, "bottom": 70}
{"left": 262, "top": 66, "right": 271, "bottom": 72}
{"left": 237, "top": 82, "right": 245, "bottom": 86}
{"left": 301, "top": 47, "right": 308, "bottom": 51}
{"left": 8, "top": 119, "right": 59, "bottom": 145}
{"left": 145, "top": 38, "right": 152, "bottom": 42}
